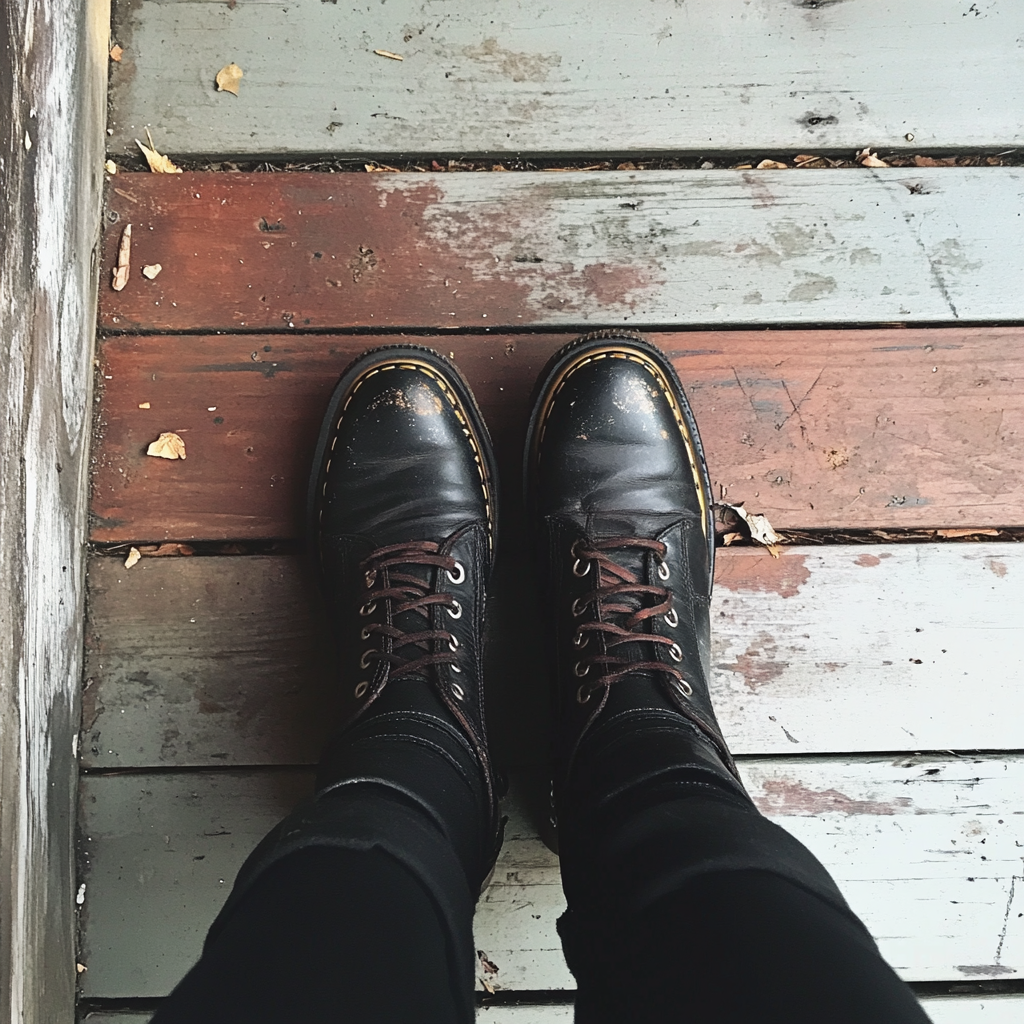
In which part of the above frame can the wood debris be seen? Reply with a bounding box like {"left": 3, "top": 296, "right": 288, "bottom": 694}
{"left": 936, "top": 528, "right": 1000, "bottom": 539}
{"left": 109, "top": 43, "right": 123, "bottom": 62}
{"left": 856, "top": 148, "right": 889, "bottom": 168}
{"left": 215, "top": 62, "right": 244, "bottom": 96}
{"left": 793, "top": 154, "right": 821, "bottom": 167}
{"left": 756, "top": 159, "right": 788, "bottom": 170}
{"left": 364, "top": 162, "right": 401, "bottom": 173}
{"left": 718, "top": 503, "right": 783, "bottom": 557}
{"left": 111, "top": 223, "right": 131, "bottom": 291}
{"left": 138, "top": 402, "right": 151, "bottom": 409}
{"left": 146, "top": 432, "right": 187, "bottom": 460}
{"left": 137, "top": 131, "right": 183, "bottom": 174}
{"left": 104, "top": 160, "right": 117, "bottom": 174}
{"left": 477, "top": 951, "right": 499, "bottom": 974}
{"left": 142, "top": 263, "right": 162, "bottom": 280}
{"left": 76, "top": 963, "right": 87, "bottom": 974}
{"left": 136, "top": 543, "right": 196, "bottom": 557}
{"left": 373, "top": 49, "right": 404, "bottom": 60}
{"left": 124, "top": 547, "right": 142, "bottom": 569}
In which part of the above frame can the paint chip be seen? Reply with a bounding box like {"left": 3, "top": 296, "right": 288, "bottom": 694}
{"left": 124, "top": 547, "right": 141, "bottom": 569}
{"left": 142, "top": 263, "right": 162, "bottom": 279}
{"left": 215, "top": 62, "right": 244, "bottom": 95}
{"left": 104, "top": 159, "right": 117, "bottom": 174}
{"left": 111, "top": 223, "right": 131, "bottom": 291}
{"left": 109, "top": 43, "right": 123, "bottom": 62}
{"left": 147, "top": 432, "right": 187, "bottom": 460}
{"left": 76, "top": 883, "right": 86, "bottom": 905}
{"left": 137, "top": 132, "right": 182, "bottom": 174}
{"left": 76, "top": 963, "right": 88, "bottom": 974}
{"left": 373, "top": 49, "right": 404, "bottom": 60}
{"left": 138, "top": 402, "right": 151, "bottom": 409}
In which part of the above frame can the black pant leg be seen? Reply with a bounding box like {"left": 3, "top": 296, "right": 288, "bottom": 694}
{"left": 559, "top": 787, "right": 930, "bottom": 1024}
{"left": 152, "top": 846, "right": 466, "bottom": 1024}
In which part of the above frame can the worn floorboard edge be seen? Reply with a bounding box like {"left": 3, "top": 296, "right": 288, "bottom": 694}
{"left": 107, "top": 0, "right": 1024, "bottom": 156}
{"left": 98, "top": 170, "right": 1024, "bottom": 330}
{"left": 78, "top": 755, "right": 1024, "bottom": 998}
{"left": 82, "top": 544, "right": 1024, "bottom": 769}
{"left": 91, "top": 328, "right": 1024, "bottom": 540}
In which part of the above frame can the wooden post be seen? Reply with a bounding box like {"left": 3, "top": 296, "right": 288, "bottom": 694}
{"left": 0, "top": 0, "right": 108, "bottom": 1019}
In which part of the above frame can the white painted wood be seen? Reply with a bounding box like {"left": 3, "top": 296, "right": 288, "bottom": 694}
{"left": 711, "top": 544, "right": 1024, "bottom": 755}
{"left": 0, "top": 1, "right": 108, "bottom": 1021}
{"left": 922, "top": 996, "right": 1024, "bottom": 1023}
{"left": 108, "top": 0, "right": 1024, "bottom": 157}
{"left": 79, "top": 756, "right": 1024, "bottom": 996}
{"left": 477, "top": 1008, "right": 572, "bottom": 1023}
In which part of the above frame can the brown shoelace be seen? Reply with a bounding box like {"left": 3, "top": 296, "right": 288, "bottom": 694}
{"left": 570, "top": 537, "right": 692, "bottom": 701}
{"left": 357, "top": 540, "right": 464, "bottom": 680}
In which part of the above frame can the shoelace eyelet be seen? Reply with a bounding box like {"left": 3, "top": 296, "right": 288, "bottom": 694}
{"left": 574, "top": 661, "right": 590, "bottom": 678}
{"left": 359, "top": 600, "right": 377, "bottom": 617}
{"left": 354, "top": 680, "right": 369, "bottom": 698}
{"left": 573, "top": 631, "right": 588, "bottom": 648}
{"left": 673, "top": 678, "right": 694, "bottom": 698}
{"left": 576, "top": 684, "right": 592, "bottom": 704}
{"left": 668, "top": 643, "right": 683, "bottom": 662}
{"left": 446, "top": 599, "right": 462, "bottom": 620}
{"left": 448, "top": 634, "right": 459, "bottom": 652}
{"left": 571, "top": 596, "right": 587, "bottom": 617}
{"left": 364, "top": 569, "right": 377, "bottom": 589}
{"left": 572, "top": 557, "right": 591, "bottom": 577}
{"left": 359, "top": 650, "right": 374, "bottom": 669}
{"left": 657, "top": 560, "right": 671, "bottom": 581}
{"left": 446, "top": 561, "right": 465, "bottom": 585}
{"left": 360, "top": 626, "right": 372, "bottom": 640}
{"left": 451, "top": 663, "right": 462, "bottom": 674}
{"left": 664, "top": 608, "right": 679, "bottom": 628}
{"left": 451, "top": 682, "right": 465, "bottom": 701}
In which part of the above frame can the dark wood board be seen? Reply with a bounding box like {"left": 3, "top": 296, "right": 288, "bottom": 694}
{"left": 82, "top": 544, "right": 1024, "bottom": 770}
{"left": 97, "top": 170, "right": 1024, "bottom": 330}
{"left": 92, "top": 328, "right": 1024, "bottom": 540}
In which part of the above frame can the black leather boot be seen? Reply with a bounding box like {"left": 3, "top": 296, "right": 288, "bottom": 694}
{"left": 524, "top": 332, "right": 748, "bottom": 831}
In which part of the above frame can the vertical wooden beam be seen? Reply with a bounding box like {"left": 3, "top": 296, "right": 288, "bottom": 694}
{"left": 0, "top": 0, "right": 107, "bottom": 1020}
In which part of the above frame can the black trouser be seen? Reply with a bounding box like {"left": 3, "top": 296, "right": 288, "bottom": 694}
{"left": 153, "top": 779, "right": 930, "bottom": 1024}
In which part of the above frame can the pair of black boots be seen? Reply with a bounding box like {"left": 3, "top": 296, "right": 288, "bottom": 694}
{"left": 303, "top": 331, "right": 745, "bottom": 887}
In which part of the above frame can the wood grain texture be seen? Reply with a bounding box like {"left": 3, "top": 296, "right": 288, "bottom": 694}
{"left": 97, "top": 170, "right": 1024, "bottom": 331}
{"left": 0, "top": 0, "right": 108, "bottom": 1021}
{"left": 77, "top": 756, "right": 1024, "bottom": 997}
{"left": 82, "top": 544, "right": 1024, "bottom": 769}
{"left": 107, "top": 0, "right": 1024, "bottom": 156}
{"left": 91, "top": 328, "right": 1024, "bottom": 541}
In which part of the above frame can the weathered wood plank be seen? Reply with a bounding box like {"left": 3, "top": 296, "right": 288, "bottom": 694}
{"left": 82, "top": 544, "right": 1024, "bottom": 770}
{"left": 91, "top": 328, "right": 1024, "bottom": 541}
{"left": 0, "top": 0, "right": 109, "bottom": 1021}
{"left": 78, "top": 756, "right": 1024, "bottom": 997}
{"left": 98, "top": 170, "right": 1024, "bottom": 331}
{"left": 107, "top": 0, "right": 1024, "bottom": 157}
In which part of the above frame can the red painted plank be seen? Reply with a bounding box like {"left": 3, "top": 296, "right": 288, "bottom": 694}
{"left": 91, "top": 329, "right": 1024, "bottom": 541}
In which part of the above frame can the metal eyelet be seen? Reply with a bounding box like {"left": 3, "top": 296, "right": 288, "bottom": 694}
{"left": 360, "top": 626, "right": 372, "bottom": 640}
{"left": 572, "top": 557, "right": 591, "bottom": 577}
{"left": 451, "top": 683, "right": 465, "bottom": 701}
{"left": 359, "top": 650, "right": 374, "bottom": 669}
{"left": 364, "top": 569, "right": 377, "bottom": 589}
{"left": 574, "top": 661, "right": 590, "bottom": 678}
{"left": 446, "top": 599, "right": 462, "bottom": 620}
{"left": 571, "top": 596, "right": 587, "bottom": 617}
{"left": 354, "top": 681, "right": 369, "bottom": 698}
{"left": 451, "top": 663, "right": 462, "bottom": 673}
{"left": 359, "top": 600, "right": 377, "bottom": 617}
{"left": 446, "top": 561, "right": 465, "bottom": 585}
{"left": 664, "top": 608, "right": 679, "bottom": 628}
{"left": 657, "top": 560, "right": 670, "bottom": 581}
{"left": 573, "top": 631, "right": 588, "bottom": 648}
{"left": 576, "top": 685, "right": 592, "bottom": 704}
{"left": 674, "top": 678, "right": 694, "bottom": 698}
{"left": 668, "top": 643, "right": 683, "bottom": 662}
{"left": 448, "top": 634, "right": 460, "bottom": 652}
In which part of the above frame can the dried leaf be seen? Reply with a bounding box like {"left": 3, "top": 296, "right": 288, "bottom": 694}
{"left": 109, "top": 43, "right": 123, "bottom": 62}
{"left": 124, "top": 547, "right": 142, "bottom": 569}
{"left": 138, "top": 402, "right": 151, "bottom": 409}
{"left": 936, "top": 528, "right": 999, "bottom": 538}
{"left": 136, "top": 136, "right": 183, "bottom": 174}
{"left": 111, "top": 223, "right": 131, "bottom": 291}
{"left": 477, "top": 951, "right": 500, "bottom": 975}
{"left": 756, "top": 159, "right": 788, "bottom": 170}
{"left": 722, "top": 532, "right": 744, "bottom": 546}
{"left": 142, "top": 263, "right": 162, "bottom": 279}
{"left": 104, "top": 159, "right": 117, "bottom": 174}
{"left": 720, "top": 503, "right": 783, "bottom": 554}
{"left": 147, "top": 431, "right": 187, "bottom": 460}
{"left": 215, "top": 62, "right": 244, "bottom": 95}
{"left": 481, "top": 979, "right": 495, "bottom": 995}
{"left": 856, "top": 147, "right": 889, "bottom": 168}
{"left": 373, "top": 49, "right": 404, "bottom": 60}
{"left": 913, "top": 155, "right": 940, "bottom": 167}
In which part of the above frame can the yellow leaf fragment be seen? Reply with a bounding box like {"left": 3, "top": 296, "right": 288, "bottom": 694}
{"left": 111, "top": 223, "right": 131, "bottom": 291}
{"left": 124, "top": 547, "right": 142, "bottom": 569}
{"left": 109, "top": 43, "right": 123, "bottom": 62}
{"left": 147, "top": 432, "right": 187, "bottom": 460}
{"left": 142, "top": 263, "right": 162, "bottom": 280}
{"left": 138, "top": 402, "right": 151, "bottom": 409}
{"left": 373, "top": 49, "right": 404, "bottom": 60}
{"left": 105, "top": 159, "right": 117, "bottom": 174}
{"left": 215, "top": 62, "right": 244, "bottom": 96}
{"left": 856, "top": 147, "right": 889, "bottom": 168}
{"left": 756, "top": 159, "right": 788, "bottom": 170}
{"left": 137, "top": 137, "right": 183, "bottom": 174}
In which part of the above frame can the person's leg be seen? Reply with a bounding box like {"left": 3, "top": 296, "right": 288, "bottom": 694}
{"left": 155, "top": 347, "right": 504, "bottom": 1023}
{"left": 525, "top": 333, "right": 929, "bottom": 1024}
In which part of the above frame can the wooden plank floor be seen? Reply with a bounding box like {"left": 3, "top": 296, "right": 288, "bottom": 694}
{"left": 107, "top": 0, "right": 1024, "bottom": 156}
